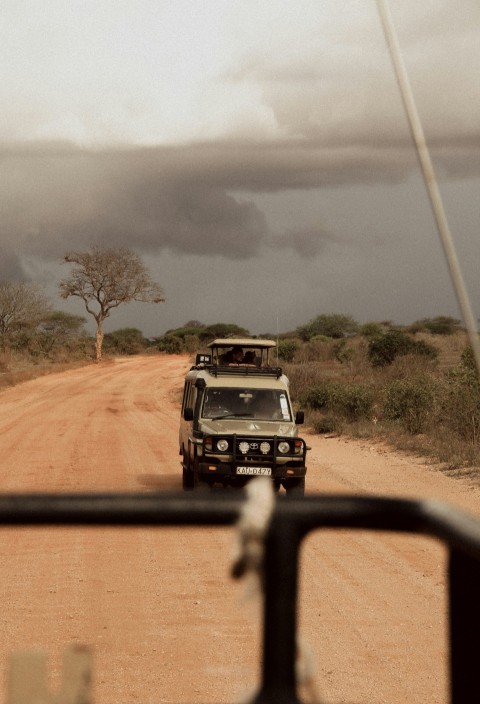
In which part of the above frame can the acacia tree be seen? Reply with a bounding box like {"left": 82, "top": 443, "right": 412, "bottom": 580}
{"left": 38, "top": 311, "right": 87, "bottom": 338}
{"left": 59, "top": 247, "right": 165, "bottom": 361}
{"left": 0, "top": 281, "right": 50, "bottom": 339}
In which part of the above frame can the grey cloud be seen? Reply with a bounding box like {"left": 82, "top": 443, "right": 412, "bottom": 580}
{"left": 273, "top": 226, "right": 341, "bottom": 258}
{"left": 0, "top": 143, "right": 269, "bottom": 261}
{"left": 0, "top": 134, "right": 478, "bottom": 275}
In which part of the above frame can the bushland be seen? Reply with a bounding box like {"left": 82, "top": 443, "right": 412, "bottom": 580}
{"left": 284, "top": 328, "right": 480, "bottom": 477}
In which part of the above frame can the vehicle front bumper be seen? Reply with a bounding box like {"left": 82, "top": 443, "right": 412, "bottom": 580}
{"left": 196, "top": 460, "right": 307, "bottom": 484}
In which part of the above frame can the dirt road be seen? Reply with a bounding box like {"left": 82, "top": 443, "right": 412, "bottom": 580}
{"left": 0, "top": 354, "right": 479, "bottom": 703}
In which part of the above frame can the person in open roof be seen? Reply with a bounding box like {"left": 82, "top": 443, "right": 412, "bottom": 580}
{"left": 222, "top": 346, "right": 244, "bottom": 364}
{"left": 242, "top": 350, "right": 256, "bottom": 365}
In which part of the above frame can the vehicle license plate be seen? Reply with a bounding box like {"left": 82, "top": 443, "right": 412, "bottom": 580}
{"left": 236, "top": 466, "right": 272, "bottom": 476}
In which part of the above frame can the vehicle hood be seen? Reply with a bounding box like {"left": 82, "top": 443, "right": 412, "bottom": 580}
{"left": 200, "top": 419, "right": 297, "bottom": 437}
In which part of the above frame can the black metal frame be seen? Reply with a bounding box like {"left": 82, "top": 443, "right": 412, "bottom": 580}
{"left": 208, "top": 364, "right": 283, "bottom": 378}
{"left": 1, "top": 491, "right": 479, "bottom": 703}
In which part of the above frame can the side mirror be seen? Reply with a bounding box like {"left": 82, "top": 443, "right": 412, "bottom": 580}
{"left": 183, "top": 407, "right": 194, "bottom": 421}
{"left": 295, "top": 410, "right": 304, "bottom": 425}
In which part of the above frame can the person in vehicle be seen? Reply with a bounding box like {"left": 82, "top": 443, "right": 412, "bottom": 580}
{"left": 242, "top": 351, "right": 256, "bottom": 365}
{"left": 221, "top": 346, "right": 244, "bottom": 364}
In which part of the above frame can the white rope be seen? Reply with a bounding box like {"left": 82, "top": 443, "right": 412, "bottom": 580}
{"left": 231, "top": 477, "right": 275, "bottom": 598}
{"left": 231, "top": 479, "right": 324, "bottom": 703}
{"left": 376, "top": 0, "right": 480, "bottom": 376}
{"left": 296, "top": 637, "right": 325, "bottom": 703}
{"left": 232, "top": 478, "right": 275, "bottom": 704}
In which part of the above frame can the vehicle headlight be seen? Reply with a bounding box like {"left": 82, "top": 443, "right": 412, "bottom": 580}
{"left": 216, "top": 439, "right": 229, "bottom": 452}
{"left": 239, "top": 441, "right": 250, "bottom": 454}
{"left": 278, "top": 441, "right": 290, "bottom": 454}
{"left": 294, "top": 439, "right": 303, "bottom": 454}
{"left": 260, "top": 442, "right": 271, "bottom": 454}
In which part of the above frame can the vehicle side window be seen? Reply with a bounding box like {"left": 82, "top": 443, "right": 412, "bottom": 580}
{"left": 181, "top": 382, "right": 196, "bottom": 413}
{"left": 279, "top": 393, "right": 291, "bottom": 421}
{"left": 181, "top": 383, "right": 189, "bottom": 413}
{"left": 187, "top": 383, "right": 196, "bottom": 410}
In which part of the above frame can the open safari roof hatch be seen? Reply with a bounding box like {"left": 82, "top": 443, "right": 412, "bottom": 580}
{"left": 194, "top": 338, "right": 282, "bottom": 377}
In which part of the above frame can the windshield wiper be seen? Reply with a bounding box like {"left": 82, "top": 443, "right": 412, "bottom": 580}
{"left": 210, "top": 412, "right": 254, "bottom": 420}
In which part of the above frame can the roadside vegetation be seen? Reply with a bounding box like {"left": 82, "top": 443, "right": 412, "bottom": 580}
{"left": 279, "top": 316, "right": 480, "bottom": 479}
{"left": 0, "top": 277, "right": 478, "bottom": 477}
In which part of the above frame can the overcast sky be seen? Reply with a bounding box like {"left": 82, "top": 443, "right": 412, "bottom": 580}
{"left": 1, "top": 0, "right": 479, "bottom": 336}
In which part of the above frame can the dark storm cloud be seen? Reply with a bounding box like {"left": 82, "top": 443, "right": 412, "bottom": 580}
{"left": 1, "top": 134, "right": 478, "bottom": 270}
{"left": 274, "top": 226, "right": 342, "bottom": 258}
{"left": 0, "top": 142, "right": 268, "bottom": 260}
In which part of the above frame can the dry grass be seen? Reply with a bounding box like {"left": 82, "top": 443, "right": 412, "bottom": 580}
{"left": 285, "top": 330, "right": 480, "bottom": 481}
{"left": 415, "top": 330, "right": 467, "bottom": 369}
{"left": 0, "top": 351, "right": 92, "bottom": 392}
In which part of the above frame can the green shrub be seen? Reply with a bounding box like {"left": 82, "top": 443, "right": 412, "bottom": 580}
{"left": 333, "top": 339, "right": 355, "bottom": 365}
{"left": 310, "top": 413, "right": 341, "bottom": 434}
{"left": 302, "top": 383, "right": 333, "bottom": 410}
{"left": 160, "top": 322, "right": 250, "bottom": 344}
{"left": 414, "top": 339, "right": 439, "bottom": 360}
{"left": 162, "top": 326, "right": 205, "bottom": 340}
{"left": 157, "top": 334, "right": 184, "bottom": 354}
{"left": 383, "top": 375, "right": 438, "bottom": 434}
{"left": 302, "top": 381, "right": 374, "bottom": 422}
{"left": 296, "top": 314, "right": 358, "bottom": 341}
{"left": 368, "top": 330, "right": 410, "bottom": 366}
{"left": 103, "top": 328, "right": 147, "bottom": 355}
{"left": 198, "top": 323, "right": 249, "bottom": 341}
{"left": 359, "top": 322, "right": 385, "bottom": 338}
{"left": 277, "top": 338, "right": 300, "bottom": 363}
{"left": 337, "top": 384, "right": 375, "bottom": 421}
{"left": 411, "top": 316, "right": 461, "bottom": 336}
{"left": 368, "top": 330, "right": 438, "bottom": 367}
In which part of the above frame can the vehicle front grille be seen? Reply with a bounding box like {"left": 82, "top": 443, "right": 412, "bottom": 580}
{"left": 234, "top": 436, "right": 275, "bottom": 461}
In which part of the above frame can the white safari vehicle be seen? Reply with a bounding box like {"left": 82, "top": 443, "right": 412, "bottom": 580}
{"left": 179, "top": 338, "right": 308, "bottom": 494}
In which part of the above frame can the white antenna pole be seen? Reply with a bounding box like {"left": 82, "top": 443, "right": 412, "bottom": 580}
{"left": 376, "top": 0, "right": 480, "bottom": 373}
{"left": 276, "top": 313, "right": 279, "bottom": 362}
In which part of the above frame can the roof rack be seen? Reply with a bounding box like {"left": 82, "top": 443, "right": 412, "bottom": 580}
{"left": 208, "top": 364, "right": 283, "bottom": 379}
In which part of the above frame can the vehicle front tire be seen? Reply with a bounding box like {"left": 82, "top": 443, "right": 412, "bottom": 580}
{"left": 285, "top": 477, "right": 305, "bottom": 497}
{"left": 182, "top": 452, "right": 194, "bottom": 491}
{"left": 192, "top": 460, "right": 206, "bottom": 491}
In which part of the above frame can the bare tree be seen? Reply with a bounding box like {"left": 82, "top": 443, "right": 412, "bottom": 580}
{"left": 59, "top": 247, "right": 165, "bottom": 361}
{"left": 0, "top": 281, "right": 50, "bottom": 338}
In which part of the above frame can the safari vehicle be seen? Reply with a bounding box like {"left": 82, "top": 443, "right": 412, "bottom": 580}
{"left": 179, "top": 338, "right": 308, "bottom": 494}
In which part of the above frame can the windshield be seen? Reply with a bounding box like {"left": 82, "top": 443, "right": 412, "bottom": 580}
{"left": 202, "top": 388, "right": 292, "bottom": 421}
